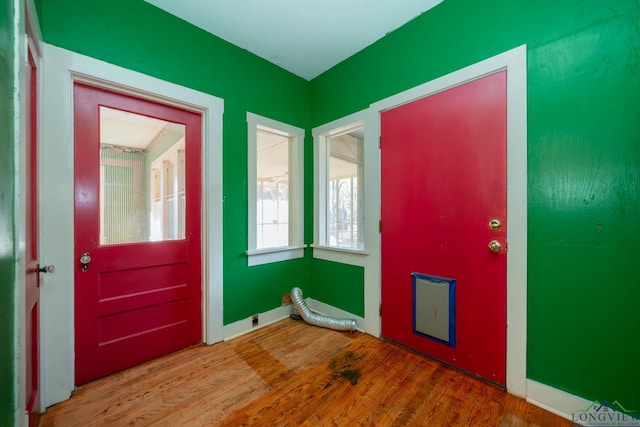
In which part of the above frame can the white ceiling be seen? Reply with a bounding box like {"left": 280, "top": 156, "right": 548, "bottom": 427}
{"left": 100, "top": 107, "right": 167, "bottom": 149}
{"left": 144, "top": 0, "right": 444, "bottom": 80}
{"left": 100, "top": 106, "right": 184, "bottom": 149}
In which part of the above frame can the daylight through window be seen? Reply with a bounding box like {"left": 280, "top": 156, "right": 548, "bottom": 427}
{"left": 256, "top": 127, "right": 291, "bottom": 249}
{"left": 326, "top": 126, "right": 364, "bottom": 249}
{"left": 247, "top": 113, "right": 304, "bottom": 266}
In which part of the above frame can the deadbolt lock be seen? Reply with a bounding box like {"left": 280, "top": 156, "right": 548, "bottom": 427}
{"left": 489, "top": 219, "right": 501, "bottom": 230}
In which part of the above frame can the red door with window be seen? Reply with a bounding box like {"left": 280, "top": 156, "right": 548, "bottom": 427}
{"left": 381, "top": 71, "right": 507, "bottom": 385}
{"left": 74, "top": 83, "right": 203, "bottom": 385}
{"left": 25, "top": 46, "right": 41, "bottom": 427}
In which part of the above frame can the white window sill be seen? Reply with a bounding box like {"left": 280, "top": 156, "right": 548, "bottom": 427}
{"left": 246, "top": 245, "right": 306, "bottom": 267}
{"left": 311, "top": 244, "right": 369, "bottom": 267}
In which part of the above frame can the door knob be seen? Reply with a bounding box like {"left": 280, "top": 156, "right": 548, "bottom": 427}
{"left": 80, "top": 252, "right": 91, "bottom": 272}
{"left": 488, "top": 240, "right": 502, "bottom": 253}
{"left": 38, "top": 264, "right": 55, "bottom": 274}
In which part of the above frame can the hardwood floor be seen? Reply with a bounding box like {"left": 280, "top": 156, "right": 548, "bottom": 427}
{"left": 41, "top": 318, "right": 572, "bottom": 426}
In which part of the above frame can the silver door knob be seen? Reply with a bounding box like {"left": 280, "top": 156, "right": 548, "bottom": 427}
{"left": 38, "top": 264, "right": 55, "bottom": 274}
{"left": 80, "top": 252, "right": 91, "bottom": 272}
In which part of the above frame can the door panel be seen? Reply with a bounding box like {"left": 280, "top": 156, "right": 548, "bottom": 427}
{"left": 381, "top": 71, "right": 507, "bottom": 385}
{"left": 74, "top": 83, "right": 202, "bottom": 385}
{"left": 25, "top": 46, "right": 40, "bottom": 425}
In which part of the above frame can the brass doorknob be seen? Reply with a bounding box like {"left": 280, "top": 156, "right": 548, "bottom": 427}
{"left": 488, "top": 240, "right": 502, "bottom": 253}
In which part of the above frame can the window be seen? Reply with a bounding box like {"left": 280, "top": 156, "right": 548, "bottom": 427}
{"left": 325, "top": 126, "right": 364, "bottom": 249}
{"left": 313, "top": 111, "right": 368, "bottom": 265}
{"left": 149, "top": 137, "right": 186, "bottom": 241}
{"left": 247, "top": 113, "right": 304, "bottom": 266}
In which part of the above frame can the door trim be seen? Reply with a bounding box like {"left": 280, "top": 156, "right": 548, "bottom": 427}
{"left": 17, "top": 1, "right": 44, "bottom": 424}
{"left": 367, "top": 45, "right": 527, "bottom": 396}
{"left": 40, "top": 43, "right": 224, "bottom": 407}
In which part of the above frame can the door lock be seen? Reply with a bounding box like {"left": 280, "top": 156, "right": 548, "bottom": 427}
{"left": 38, "top": 264, "right": 55, "bottom": 274}
{"left": 489, "top": 219, "right": 501, "bottom": 230}
{"left": 488, "top": 240, "right": 502, "bottom": 253}
{"left": 80, "top": 252, "right": 91, "bottom": 272}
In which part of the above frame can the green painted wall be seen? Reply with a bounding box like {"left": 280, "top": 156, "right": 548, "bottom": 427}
{"left": 0, "top": 0, "right": 16, "bottom": 423}
{"left": 33, "top": 0, "right": 640, "bottom": 412}
{"left": 310, "top": 0, "right": 640, "bottom": 410}
{"left": 310, "top": 260, "right": 364, "bottom": 317}
{"left": 36, "top": 0, "right": 312, "bottom": 324}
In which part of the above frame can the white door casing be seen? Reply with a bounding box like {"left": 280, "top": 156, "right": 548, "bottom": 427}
{"left": 365, "top": 45, "right": 527, "bottom": 396}
{"left": 40, "top": 43, "right": 224, "bottom": 407}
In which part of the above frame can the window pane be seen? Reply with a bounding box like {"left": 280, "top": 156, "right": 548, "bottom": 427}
{"left": 326, "top": 128, "right": 364, "bottom": 249}
{"left": 256, "top": 128, "right": 290, "bottom": 249}
{"left": 99, "top": 106, "right": 185, "bottom": 245}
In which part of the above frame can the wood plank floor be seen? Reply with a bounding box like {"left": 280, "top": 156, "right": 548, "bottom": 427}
{"left": 41, "top": 318, "right": 572, "bottom": 426}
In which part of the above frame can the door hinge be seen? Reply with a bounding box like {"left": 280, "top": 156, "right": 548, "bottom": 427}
{"left": 379, "top": 303, "right": 382, "bottom": 317}
{"left": 379, "top": 219, "right": 382, "bottom": 233}
{"left": 24, "top": 35, "right": 29, "bottom": 64}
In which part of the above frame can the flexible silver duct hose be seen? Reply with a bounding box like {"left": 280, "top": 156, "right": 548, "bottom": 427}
{"left": 290, "top": 287, "right": 357, "bottom": 332}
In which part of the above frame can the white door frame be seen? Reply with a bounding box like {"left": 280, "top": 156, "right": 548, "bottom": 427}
{"left": 15, "top": 0, "right": 44, "bottom": 424}
{"left": 365, "top": 45, "right": 527, "bottom": 396}
{"left": 40, "top": 43, "right": 224, "bottom": 408}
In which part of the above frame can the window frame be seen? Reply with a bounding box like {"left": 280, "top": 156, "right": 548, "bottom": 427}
{"left": 312, "top": 110, "right": 369, "bottom": 266}
{"left": 246, "top": 112, "right": 305, "bottom": 266}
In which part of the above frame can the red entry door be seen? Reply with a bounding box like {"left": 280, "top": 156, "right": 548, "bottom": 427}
{"left": 25, "top": 46, "right": 41, "bottom": 426}
{"left": 74, "top": 83, "right": 203, "bottom": 385}
{"left": 381, "top": 71, "right": 507, "bottom": 385}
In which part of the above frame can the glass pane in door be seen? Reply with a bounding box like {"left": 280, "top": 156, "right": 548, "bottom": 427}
{"left": 99, "top": 106, "right": 186, "bottom": 245}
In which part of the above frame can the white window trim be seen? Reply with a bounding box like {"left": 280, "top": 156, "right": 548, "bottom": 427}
{"left": 247, "top": 112, "right": 305, "bottom": 266}
{"left": 312, "top": 110, "right": 369, "bottom": 266}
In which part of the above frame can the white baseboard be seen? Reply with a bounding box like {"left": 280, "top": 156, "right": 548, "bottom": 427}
{"left": 221, "top": 299, "right": 365, "bottom": 340}
{"left": 527, "top": 380, "right": 640, "bottom": 426}
{"left": 527, "top": 379, "right": 592, "bottom": 425}
{"left": 307, "top": 298, "right": 365, "bottom": 332}
{"left": 222, "top": 303, "right": 294, "bottom": 341}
